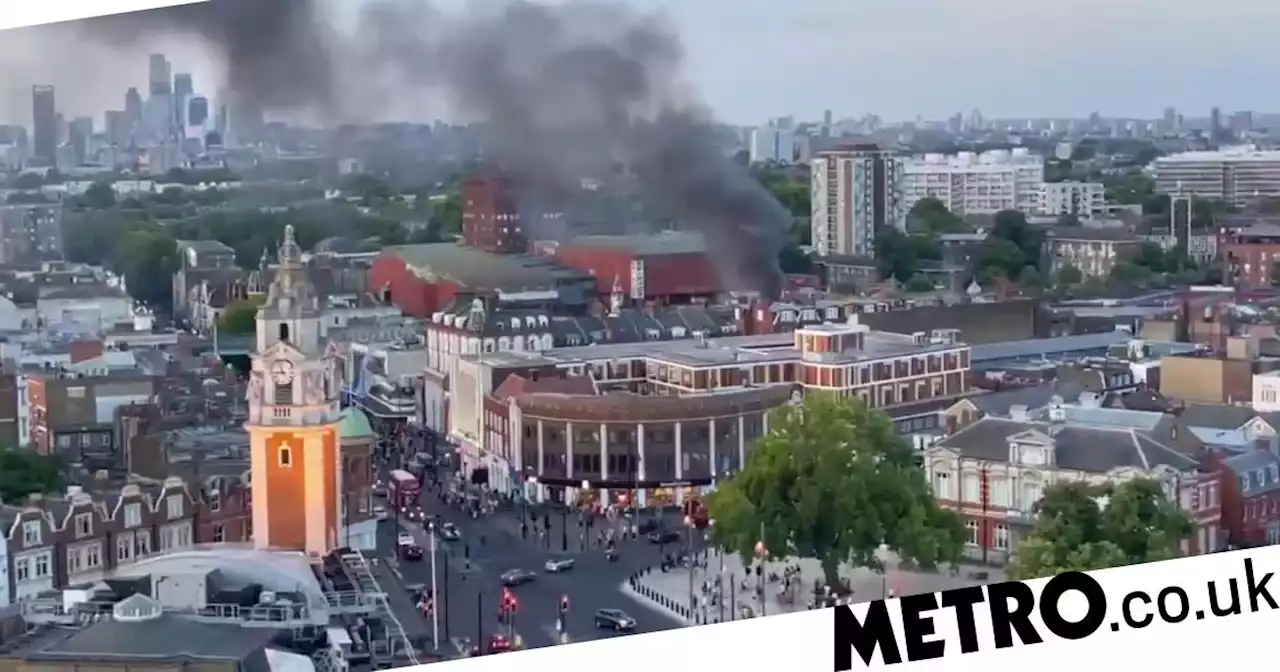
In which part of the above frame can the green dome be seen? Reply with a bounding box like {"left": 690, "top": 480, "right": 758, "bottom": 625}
{"left": 336, "top": 407, "right": 376, "bottom": 441}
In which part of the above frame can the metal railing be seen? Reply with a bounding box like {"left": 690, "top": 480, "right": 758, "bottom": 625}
{"left": 324, "top": 590, "right": 383, "bottom": 613}
{"left": 338, "top": 550, "right": 419, "bottom": 666}
{"left": 21, "top": 599, "right": 320, "bottom": 628}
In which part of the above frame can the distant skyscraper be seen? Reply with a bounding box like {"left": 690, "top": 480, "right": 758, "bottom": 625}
{"left": 31, "top": 85, "right": 56, "bottom": 164}
{"left": 173, "top": 73, "right": 193, "bottom": 128}
{"left": 124, "top": 87, "right": 142, "bottom": 124}
{"left": 188, "top": 96, "right": 209, "bottom": 128}
{"left": 1210, "top": 107, "right": 1222, "bottom": 136}
{"left": 104, "top": 110, "right": 127, "bottom": 147}
{"left": 69, "top": 116, "right": 93, "bottom": 165}
{"left": 148, "top": 54, "right": 171, "bottom": 96}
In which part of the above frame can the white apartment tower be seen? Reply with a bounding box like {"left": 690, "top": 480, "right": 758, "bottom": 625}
{"left": 810, "top": 146, "right": 906, "bottom": 258}
{"left": 749, "top": 126, "right": 795, "bottom": 164}
{"left": 1154, "top": 147, "right": 1280, "bottom": 207}
{"left": 900, "top": 149, "right": 1045, "bottom": 215}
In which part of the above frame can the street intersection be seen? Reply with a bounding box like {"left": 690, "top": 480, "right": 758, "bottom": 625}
{"left": 374, "top": 477, "right": 683, "bottom": 653}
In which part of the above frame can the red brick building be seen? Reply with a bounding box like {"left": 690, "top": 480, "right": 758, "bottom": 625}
{"left": 1213, "top": 448, "right": 1280, "bottom": 547}
{"left": 552, "top": 231, "right": 721, "bottom": 301}
{"left": 461, "top": 176, "right": 527, "bottom": 254}
{"left": 1220, "top": 222, "right": 1280, "bottom": 288}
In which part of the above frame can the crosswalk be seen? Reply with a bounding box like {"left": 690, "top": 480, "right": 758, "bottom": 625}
{"left": 397, "top": 519, "right": 486, "bottom": 574}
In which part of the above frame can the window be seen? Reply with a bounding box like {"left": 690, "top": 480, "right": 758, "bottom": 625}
{"left": 994, "top": 524, "right": 1011, "bottom": 551}
{"left": 74, "top": 512, "right": 93, "bottom": 538}
{"left": 961, "top": 473, "right": 979, "bottom": 503}
{"left": 14, "top": 557, "right": 30, "bottom": 582}
{"left": 279, "top": 446, "right": 292, "bottom": 467}
{"left": 178, "top": 523, "right": 192, "bottom": 548}
{"left": 22, "top": 520, "right": 41, "bottom": 546}
{"left": 57, "top": 435, "right": 71, "bottom": 449}
{"left": 123, "top": 502, "right": 142, "bottom": 528}
{"left": 135, "top": 532, "right": 151, "bottom": 557}
{"left": 67, "top": 387, "right": 85, "bottom": 398}
{"left": 213, "top": 524, "right": 225, "bottom": 543}
{"left": 932, "top": 472, "right": 952, "bottom": 499}
{"left": 279, "top": 323, "right": 290, "bottom": 341}
{"left": 117, "top": 535, "right": 133, "bottom": 562}
{"left": 66, "top": 547, "right": 82, "bottom": 574}
{"left": 166, "top": 494, "right": 184, "bottom": 519}
{"left": 964, "top": 520, "right": 979, "bottom": 545}
{"left": 84, "top": 544, "right": 102, "bottom": 569}
{"left": 208, "top": 490, "right": 221, "bottom": 513}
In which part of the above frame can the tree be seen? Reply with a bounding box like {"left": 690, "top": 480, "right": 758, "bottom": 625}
{"left": 907, "top": 198, "right": 970, "bottom": 234}
{"left": 0, "top": 449, "right": 64, "bottom": 504}
{"left": 219, "top": 295, "right": 265, "bottom": 334}
{"left": 1017, "top": 266, "right": 1043, "bottom": 289}
{"left": 1007, "top": 479, "right": 1193, "bottom": 580}
{"left": 83, "top": 181, "right": 116, "bottom": 209}
{"left": 904, "top": 274, "right": 936, "bottom": 293}
{"left": 1109, "top": 261, "right": 1152, "bottom": 286}
{"left": 1055, "top": 264, "right": 1083, "bottom": 286}
{"left": 113, "top": 224, "right": 179, "bottom": 309}
{"left": 706, "top": 393, "right": 965, "bottom": 587}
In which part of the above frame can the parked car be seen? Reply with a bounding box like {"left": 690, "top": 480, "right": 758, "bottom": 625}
{"left": 544, "top": 558, "right": 575, "bottom": 573}
{"left": 500, "top": 569, "right": 537, "bottom": 586}
{"left": 398, "top": 535, "right": 424, "bottom": 561}
{"left": 647, "top": 530, "right": 680, "bottom": 544}
{"left": 373, "top": 505, "right": 389, "bottom": 522}
{"left": 594, "top": 608, "right": 636, "bottom": 631}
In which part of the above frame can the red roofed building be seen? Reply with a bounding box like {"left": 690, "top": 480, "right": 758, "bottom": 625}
{"left": 551, "top": 231, "right": 722, "bottom": 302}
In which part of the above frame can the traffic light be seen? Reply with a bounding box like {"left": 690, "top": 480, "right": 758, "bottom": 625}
{"left": 559, "top": 595, "right": 570, "bottom": 614}
{"left": 500, "top": 587, "right": 519, "bottom": 615}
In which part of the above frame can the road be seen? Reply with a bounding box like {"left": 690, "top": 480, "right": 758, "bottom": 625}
{"left": 377, "top": 489, "right": 689, "bottom": 652}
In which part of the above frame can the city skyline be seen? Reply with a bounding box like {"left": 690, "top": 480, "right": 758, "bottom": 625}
{"left": 1, "top": 0, "right": 1279, "bottom": 127}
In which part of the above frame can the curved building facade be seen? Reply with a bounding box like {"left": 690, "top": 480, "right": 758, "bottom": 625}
{"left": 504, "top": 384, "right": 798, "bottom": 506}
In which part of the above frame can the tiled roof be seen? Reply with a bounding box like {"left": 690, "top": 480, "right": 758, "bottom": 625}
{"left": 935, "top": 415, "right": 1198, "bottom": 473}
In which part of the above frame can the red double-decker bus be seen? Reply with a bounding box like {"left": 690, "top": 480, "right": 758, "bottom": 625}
{"left": 389, "top": 469, "right": 421, "bottom": 507}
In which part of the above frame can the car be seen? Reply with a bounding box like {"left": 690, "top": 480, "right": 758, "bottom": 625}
{"left": 594, "top": 608, "right": 636, "bottom": 631}
{"left": 647, "top": 530, "right": 680, "bottom": 544}
{"left": 398, "top": 539, "right": 424, "bottom": 561}
{"left": 487, "top": 634, "right": 512, "bottom": 653}
{"left": 636, "top": 518, "right": 661, "bottom": 535}
{"left": 373, "top": 505, "right": 389, "bottom": 521}
{"left": 499, "top": 569, "right": 536, "bottom": 586}
{"left": 544, "top": 558, "right": 575, "bottom": 573}
{"left": 401, "top": 506, "right": 425, "bottom": 522}
{"left": 438, "top": 523, "right": 461, "bottom": 541}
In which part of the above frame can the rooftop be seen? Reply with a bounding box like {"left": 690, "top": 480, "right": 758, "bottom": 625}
{"left": 1156, "top": 147, "right": 1280, "bottom": 163}
{"left": 386, "top": 243, "right": 590, "bottom": 290}
{"left": 563, "top": 230, "right": 708, "bottom": 256}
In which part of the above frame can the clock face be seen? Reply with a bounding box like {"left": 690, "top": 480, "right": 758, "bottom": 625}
{"left": 270, "top": 360, "right": 295, "bottom": 385}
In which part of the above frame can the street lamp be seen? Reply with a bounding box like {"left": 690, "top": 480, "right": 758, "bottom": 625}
{"left": 754, "top": 539, "right": 769, "bottom": 617}
{"left": 522, "top": 475, "right": 538, "bottom": 540}
{"left": 684, "top": 514, "right": 696, "bottom": 621}
{"left": 579, "top": 479, "right": 591, "bottom": 551}
{"left": 708, "top": 518, "right": 720, "bottom": 624}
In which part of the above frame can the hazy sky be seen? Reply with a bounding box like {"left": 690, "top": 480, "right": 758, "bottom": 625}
{"left": 0, "top": 0, "right": 1276, "bottom": 127}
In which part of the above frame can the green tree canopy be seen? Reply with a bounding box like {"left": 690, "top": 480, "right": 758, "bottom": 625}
{"left": 907, "top": 198, "right": 970, "bottom": 234}
{"left": 83, "top": 181, "right": 116, "bottom": 209}
{"left": 0, "top": 449, "right": 64, "bottom": 504}
{"left": 219, "top": 295, "right": 266, "bottom": 334}
{"left": 904, "top": 274, "right": 936, "bottom": 293}
{"left": 1007, "top": 479, "right": 1193, "bottom": 580}
{"left": 1055, "top": 264, "right": 1084, "bottom": 286}
{"left": 706, "top": 393, "right": 965, "bottom": 586}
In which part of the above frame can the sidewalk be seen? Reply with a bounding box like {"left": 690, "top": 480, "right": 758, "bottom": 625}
{"left": 628, "top": 550, "right": 1007, "bottom": 624}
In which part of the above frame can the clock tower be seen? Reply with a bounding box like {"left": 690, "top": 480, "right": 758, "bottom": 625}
{"left": 245, "top": 225, "right": 341, "bottom": 555}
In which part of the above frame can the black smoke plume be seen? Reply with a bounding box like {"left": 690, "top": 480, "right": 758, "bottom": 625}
{"left": 78, "top": 0, "right": 790, "bottom": 297}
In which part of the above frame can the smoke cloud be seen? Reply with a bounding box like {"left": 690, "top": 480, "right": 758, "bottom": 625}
{"left": 72, "top": 0, "right": 790, "bottom": 296}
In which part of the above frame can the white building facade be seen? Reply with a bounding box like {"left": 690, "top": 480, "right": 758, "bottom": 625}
{"left": 810, "top": 147, "right": 907, "bottom": 258}
{"left": 1038, "top": 181, "right": 1106, "bottom": 217}
{"left": 1154, "top": 146, "right": 1280, "bottom": 207}
{"left": 749, "top": 126, "right": 796, "bottom": 164}
{"left": 900, "top": 149, "right": 1045, "bottom": 215}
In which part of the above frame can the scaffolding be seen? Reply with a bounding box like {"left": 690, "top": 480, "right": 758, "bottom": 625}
{"left": 337, "top": 550, "right": 419, "bottom": 666}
